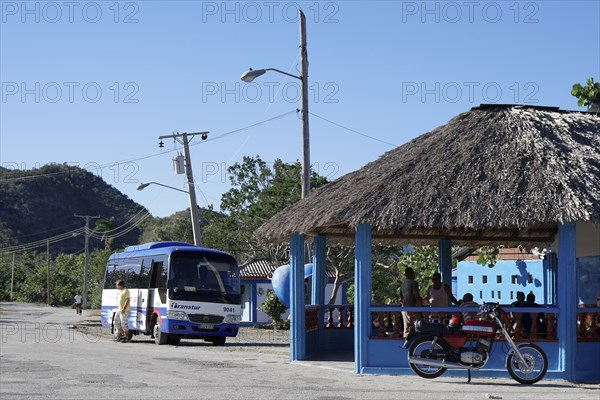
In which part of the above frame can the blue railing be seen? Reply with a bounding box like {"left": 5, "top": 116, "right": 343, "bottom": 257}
{"left": 369, "top": 305, "right": 561, "bottom": 341}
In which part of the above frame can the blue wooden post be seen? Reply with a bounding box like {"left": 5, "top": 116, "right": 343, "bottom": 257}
{"left": 557, "top": 222, "right": 576, "bottom": 380}
{"left": 354, "top": 224, "right": 372, "bottom": 374}
{"left": 251, "top": 284, "right": 258, "bottom": 323}
{"left": 311, "top": 236, "right": 326, "bottom": 306}
{"left": 290, "top": 233, "right": 305, "bottom": 362}
{"left": 438, "top": 239, "right": 452, "bottom": 305}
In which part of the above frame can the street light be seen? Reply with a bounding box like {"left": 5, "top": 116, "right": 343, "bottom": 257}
{"left": 137, "top": 181, "right": 189, "bottom": 194}
{"left": 240, "top": 9, "right": 311, "bottom": 199}
{"left": 240, "top": 68, "right": 300, "bottom": 83}
{"left": 137, "top": 180, "right": 203, "bottom": 247}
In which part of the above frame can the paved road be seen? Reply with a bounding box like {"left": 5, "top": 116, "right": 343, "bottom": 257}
{"left": 0, "top": 303, "right": 597, "bottom": 400}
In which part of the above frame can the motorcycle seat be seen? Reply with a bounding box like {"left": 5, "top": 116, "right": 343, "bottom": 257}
{"left": 415, "top": 320, "right": 462, "bottom": 334}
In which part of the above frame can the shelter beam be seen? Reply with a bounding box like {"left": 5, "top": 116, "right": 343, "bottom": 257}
{"left": 312, "top": 234, "right": 326, "bottom": 330}
{"left": 557, "top": 222, "right": 576, "bottom": 380}
{"left": 438, "top": 239, "right": 452, "bottom": 305}
{"left": 290, "top": 233, "right": 306, "bottom": 361}
{"left": 354, "top": 224, "right": 372, "bottom": 373}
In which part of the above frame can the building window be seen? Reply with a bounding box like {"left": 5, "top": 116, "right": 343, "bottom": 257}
{"left": 468, "top": 276, "right": 473, "bottom": 284}
{"left": 491, "top": 291, "right": 494, "bottom": 299}
{"left": 482, "top": 275, "right": 488, "bottom": 284}
{"left": 511, "top": 275, "right": 518, "bottom": 284}
{"left": 528, "top": 274, "right": 533, "bottom": 284}
{"left": 510, "top": 291, "right": 514, "bottom": 300}
{"left": 479, "top": 291, "right": 483, "bottom": 299}
{"left": 497, "top": 275, "right": 502, "bottom": 284}
{"left": 497, "top": 291, "right": 501, "bottom": 299}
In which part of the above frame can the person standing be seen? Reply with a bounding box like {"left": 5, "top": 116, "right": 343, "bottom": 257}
{"left": 424, "top": 272, "right": 458, "bottom": 322}
{"left": 74, "top": 293, "right": 82, "bottom": 315}
{"left": 400, "top": 267, "right": 423, "bottom": 337}
{"left": 114, "top": 280, "right": 131, "bottom": 343}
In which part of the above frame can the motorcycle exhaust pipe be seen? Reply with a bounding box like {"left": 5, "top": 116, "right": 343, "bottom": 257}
{"left": 407, "top": 356, "right": 471, "bottom": 369}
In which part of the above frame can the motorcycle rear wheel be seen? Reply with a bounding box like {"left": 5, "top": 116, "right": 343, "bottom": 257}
{"left": 408, "top": 337, "right": 447, "bottom": 379}
{"left": 506, "top": 343, "right": 548, "bottom": 384}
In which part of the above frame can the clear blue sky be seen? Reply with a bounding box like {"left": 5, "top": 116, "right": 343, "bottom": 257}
{"left": 1, "top": 0, "right": 599, "bottom": 218}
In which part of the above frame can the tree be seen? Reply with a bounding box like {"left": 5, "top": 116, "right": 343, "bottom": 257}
{"left": 202, "top": 156, "right": 327, "bottom": 263}
{"left": 257, "top": 289, "right": 288, "bottom": 329}
{"left": 0, "top": 248, "right": 111, "bottom": 307}
{"left": 571, "top": 77, "right": 600, "bottom": 110}
{"left": 139, "top": 209, "right": 214, "bottom": 245}
{"left": 368, "top": 246, "right": 440, "bottom": 305}
{"left": 94, "top": 218, "right": 114, "bottom": 250}
{"left": 325, "top": 245, "right": 354, "bottom": 304}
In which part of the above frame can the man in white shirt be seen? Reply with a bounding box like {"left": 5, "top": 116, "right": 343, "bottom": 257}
{"left": 74, "top": 293, "right": 82, "bottom": 315}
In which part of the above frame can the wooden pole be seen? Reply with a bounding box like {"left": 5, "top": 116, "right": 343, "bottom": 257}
{"left": 299, "top": 9, "right": 310, "bottom": 199}
{"left": 47, "top": 240, "right": 50, "bottom": 305}
{"left": 10, "top": 253, "right": 15, "bottom": 301}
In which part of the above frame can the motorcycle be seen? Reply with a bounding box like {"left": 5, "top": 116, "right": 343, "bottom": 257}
{"left": 402, "top": 302, "right": 548, "bottom": 384}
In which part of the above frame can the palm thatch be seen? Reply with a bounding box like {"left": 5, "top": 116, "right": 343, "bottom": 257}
{"left": 256, "top": 105, "right": 600, "bottom": 246}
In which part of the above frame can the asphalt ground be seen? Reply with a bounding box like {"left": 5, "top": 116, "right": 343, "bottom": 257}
{"left": 0, "top": 303, "right": 598, "bottom": 399}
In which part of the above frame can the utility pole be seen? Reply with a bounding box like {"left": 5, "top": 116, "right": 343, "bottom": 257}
{"left": 158, "top": 131, "right": 207, "bottom": 247}
{"left": 299, "top": 9, "right": 310, "bottom": 199}
{"left": 75, "top": 214, "right": 100, "bottom": 309}
{"left": 47, "top": 240, "right": 50, "bottom": 305}
{"left": 239, "top": 10, "right": 311, "bottom": 198}
{"left": 10, "top": 253, "right": 15, "bottom": 301}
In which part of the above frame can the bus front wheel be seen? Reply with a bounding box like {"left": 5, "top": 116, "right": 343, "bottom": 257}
{"left": 211, "top": 337, "right": 226, "bottom": 346}
{"left": 153, "top": 321, "right": 168, "bottom": 345}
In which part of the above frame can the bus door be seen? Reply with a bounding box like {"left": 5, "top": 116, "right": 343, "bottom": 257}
{"left": 134, "top": 260, "right": 151, "bottom": 332}
{"left": 146, "top": 259, "right": 166, "bottom": 331}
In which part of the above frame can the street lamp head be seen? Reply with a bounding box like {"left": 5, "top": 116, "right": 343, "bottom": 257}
{"left": 137, "top": 183, "right": 150, "bottom": 191}
{"left": 241, "top": 68, "right": 266, "bottom": 83}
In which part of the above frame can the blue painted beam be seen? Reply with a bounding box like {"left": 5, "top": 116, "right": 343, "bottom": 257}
{"left": 312, "top": 236, "right": 326, "bottom": 306}
{"left": 354, "top": 224, "right": 372, "bottom": 374}
{"left": 438, "top": 239, "right": 452, "bottom": 305}
{"left": 290, "top": 233, "right": 305, "bottom": 361}
{"left": 557, "top": 222, "right": 576, "bottom": 381}
{"left": 252, "top": 284, "right": 258, "bottom": 323}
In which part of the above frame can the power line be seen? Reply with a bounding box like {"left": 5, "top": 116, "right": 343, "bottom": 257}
{"left": 309, "top": 112, "right": 398, "bottom": 148}
{"left": 0, "top": 227, "right": 86, "bottom": 254}
{"left": 188, "top": 110, "right": 297, "bottom": 148}
{"left": 89, "top": 211, "right": 153, "bottom": 241}
{"left": 12, "top": 222, "right": 82, "bottom": 239}
{"left": 0, "top": 209, "right": 153, "bottom": 254}
{"left": 0, "top": 110, "right": 298, "bottom": 184}
{"left": 87, "top": 206, "right": 150, "bottom": 237}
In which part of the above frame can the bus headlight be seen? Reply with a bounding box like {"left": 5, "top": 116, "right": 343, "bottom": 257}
{"left": 223, "top": 314, "right": 241, "bottom": 324}
{"left": 166, "top": 310, "right": 189, "bottom": 321}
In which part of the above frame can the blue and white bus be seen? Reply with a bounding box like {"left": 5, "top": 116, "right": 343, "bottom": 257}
{"left": 101, "top": 242, "right": 241, "bottom": 346}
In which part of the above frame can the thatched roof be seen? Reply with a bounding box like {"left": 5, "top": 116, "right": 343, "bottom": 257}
{"left": 256, "top": 105, "right": 600, "bottom": 246}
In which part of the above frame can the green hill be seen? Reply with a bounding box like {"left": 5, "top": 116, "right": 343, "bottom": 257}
{"left": 0, "top": 164, "right": 148, "bottom": 252}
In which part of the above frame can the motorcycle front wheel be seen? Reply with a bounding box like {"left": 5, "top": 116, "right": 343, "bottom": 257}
{"left": 407, "top": 337, "right": 447, "bottom": 379}
{"left": 506, "top": 343, "right": 548, "bottom": 384}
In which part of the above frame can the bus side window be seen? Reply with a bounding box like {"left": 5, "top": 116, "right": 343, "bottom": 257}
{"left": 104, "top": 265, "right": 117, "bottom": 289}
{"left": 140, "top": 259, "right": 152, "bottom": 289}
{"left": 127, "top": 265, "right": 139, "bottom": 289}
{"left": 150, "top": 260, "right": 167, "bottom": 303}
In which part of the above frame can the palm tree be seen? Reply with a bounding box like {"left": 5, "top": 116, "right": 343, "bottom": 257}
{"left": 94, "top": 218, "right": 114, "bottom": 250}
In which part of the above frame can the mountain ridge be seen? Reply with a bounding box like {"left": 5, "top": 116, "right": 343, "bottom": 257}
{"left": 0, "top": 164, "right": 148, "bottom": 252}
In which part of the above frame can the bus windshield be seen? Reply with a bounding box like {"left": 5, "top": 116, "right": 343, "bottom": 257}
{"left": 169, "top": 251, "right": 240, "bottom": 304}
